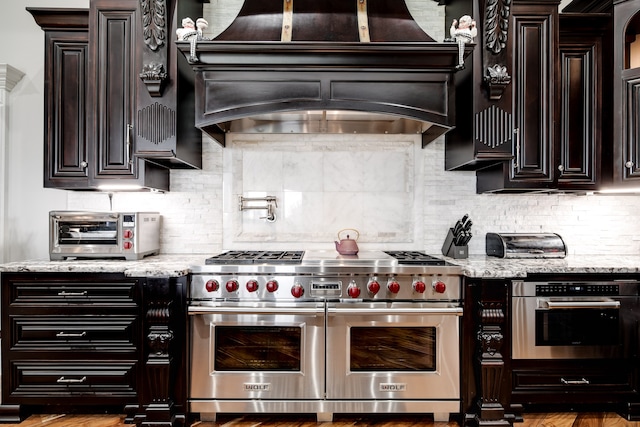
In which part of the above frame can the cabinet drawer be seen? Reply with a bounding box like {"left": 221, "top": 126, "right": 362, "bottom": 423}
{"left": 513, "top": 369, "right": 633, "bottom": 391}
{"left": 7, "top": 361, "right": 137, "bottom": 400}
{"left": 8, "top": 281, "right": 137, "bottom": 307}
{"left": 10, "top": 315, "right": 137, "bottom": 351}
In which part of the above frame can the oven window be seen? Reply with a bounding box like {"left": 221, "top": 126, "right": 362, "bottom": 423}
{"left": 349, "top": 327, "right": 436, "bottom": 371}
{"left": 58, "top": 221, "right": 118, "bottom": 245}
{"left": 536, "top": 309, "right": 620, "bottom": 346}
{"left": 214, "top": 326, "right": 301, "bottom": 371}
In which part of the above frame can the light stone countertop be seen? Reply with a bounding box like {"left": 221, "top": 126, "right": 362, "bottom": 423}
{"left": 0, "top": 255, "right": 206, "bottom": 277}
{"left": 446, "top": 254, "right": 640, "bottom": 278}
{"left": 1, "top": 254, "right": 640, "bottom": 279}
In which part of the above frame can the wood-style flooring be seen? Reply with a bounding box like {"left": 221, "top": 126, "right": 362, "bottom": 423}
{"left": 2, "top": 412, "right": 640, "bottom": 427}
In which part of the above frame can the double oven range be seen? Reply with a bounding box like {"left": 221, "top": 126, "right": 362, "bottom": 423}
{"left": 189, "top": 250, "right": 463, "bottom": 422}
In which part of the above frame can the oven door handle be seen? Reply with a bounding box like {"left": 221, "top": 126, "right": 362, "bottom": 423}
{"left": 327, "top": 307, "right": 463, "bottom": 315}
{"left": 188, "top": 306, "right": 324, "bottom": 315}
{"left": 538, "top": 299, "right": 621, "bottom": 309}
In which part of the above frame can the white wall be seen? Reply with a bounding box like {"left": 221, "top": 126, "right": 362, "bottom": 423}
{"left": 3, "top": 0, "right": 640, "bottom": 261}
{"left": 0, "top": 0, "right": 89, "bottom": 261}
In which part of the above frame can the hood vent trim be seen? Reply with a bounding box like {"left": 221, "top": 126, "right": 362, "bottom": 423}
{"left": 177, "top": 1, "right": 473, "bottom": 148}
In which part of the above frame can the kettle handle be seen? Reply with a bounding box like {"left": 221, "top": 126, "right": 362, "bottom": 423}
{"left": 337, "top": 228, "right": 360, "bottom": 241}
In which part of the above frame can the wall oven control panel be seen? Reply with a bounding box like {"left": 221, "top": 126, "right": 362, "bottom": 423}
{"left": 536, "top": 283, "right": 620, "bottom": 296}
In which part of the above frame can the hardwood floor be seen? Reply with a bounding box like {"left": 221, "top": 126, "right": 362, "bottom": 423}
{"left": 2, "top": 413, "right": 640, "bottom": 427}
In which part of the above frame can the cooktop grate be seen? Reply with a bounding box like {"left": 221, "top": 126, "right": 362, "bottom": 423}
{"left": 205, "top": 250, "right": 305, "bottom": 265}
{"left": 383, "top": 251, "right": 448, "bottom": 265}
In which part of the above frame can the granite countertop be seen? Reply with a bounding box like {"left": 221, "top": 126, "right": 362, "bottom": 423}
{"left": 0, "top": 255, "right": 205, "bottom": 277}
{"left": 2, "top": 254, "right": 640, "bottom": 278}
{"left": 448, "top": 254, "right": 640, "bottom": 278}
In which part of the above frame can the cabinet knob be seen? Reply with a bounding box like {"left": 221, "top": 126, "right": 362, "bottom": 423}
{"left": 626, "top": 161, "right": 634, "bottom": 169}
{"left": 558, "top": 165, "right": 564, "bottom": 172}
{"left": 80, "top": 161, "right": 88, "bottom": 168}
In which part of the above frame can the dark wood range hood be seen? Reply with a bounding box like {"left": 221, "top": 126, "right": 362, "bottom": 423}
{"left": 177, "top": 0, "right": 473, "bottom": 147}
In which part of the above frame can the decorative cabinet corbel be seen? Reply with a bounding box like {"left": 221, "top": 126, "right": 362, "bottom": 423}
{"left": 139, "top": 0, "right": 168, "bottom": 96}
{"left": 483, "top": 0, "right": 512, "bottom": 99}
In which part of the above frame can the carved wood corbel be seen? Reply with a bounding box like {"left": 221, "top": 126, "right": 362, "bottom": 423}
{"left": 139, "top": 0, "right": 168, "bottom": 96}
{"left": 482, "top": 0, "right": 512, "bottom": 100}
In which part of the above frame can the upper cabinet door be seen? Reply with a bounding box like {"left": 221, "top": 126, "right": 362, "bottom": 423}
{"left": 556, "top": 14, "right": 608, "bottom": 192}
{"left": 612, "top": 0, "right": 640, "bottom": 188}
{"left": 510, "top": 2, "right": 558, "bottom": 185}
{"left": 88, "top": 0, "right": 138, "bottom": 180}
{"left": 29, "top": 9, "right": 90, "bottom": 190}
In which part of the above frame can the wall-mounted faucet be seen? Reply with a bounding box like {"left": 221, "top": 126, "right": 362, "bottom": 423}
{"left": 239, "top": 195, "right": 277, "bottom": 222}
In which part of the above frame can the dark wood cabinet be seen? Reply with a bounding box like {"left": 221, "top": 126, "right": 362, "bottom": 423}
{"left": 555, "top": 14, "right": 609, "bottom": 191}
{"left": 0, "top": 273, "right": 142, "bottom": 422}
{"left": 476, "top": 0, "right": 560, "bottom": 193}
{"left": 30, "top": 5, "right": 169, "bottom": 192}
{"left": 0, "top": 272, "right": 188, "bottom": 426}
{"left": 30, "top": 0, "right": 207, "bottom": 192}
{"left": 611, "top": 0, "right": 640, "bottom": 188}
{"left": 87, "top": 0, "right": 169, "bottom": 191}
{"left": 28, "top": 9, "right": 91, "bottom": 189}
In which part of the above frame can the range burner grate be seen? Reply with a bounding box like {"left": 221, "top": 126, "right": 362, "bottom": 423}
{"left": 205, "top": 250, "right": 305, "bottom": 265}
{"left": 384, "top": 251, "right": 448, "bottom": 265}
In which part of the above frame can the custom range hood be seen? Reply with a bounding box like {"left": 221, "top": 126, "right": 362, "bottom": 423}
{"left": 177, "top": 0, "right": 472, "bottom": 147}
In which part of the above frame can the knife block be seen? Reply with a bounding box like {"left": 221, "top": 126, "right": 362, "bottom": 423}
{"left": 441, "top": 228, "right": 468, "bottom": 259}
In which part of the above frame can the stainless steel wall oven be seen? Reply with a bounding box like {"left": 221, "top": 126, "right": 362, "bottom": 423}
{"left": 512, "top": 280, "right": 640, "bottom": 359}
{"left": 189, "top": 251, "right": 463, "bottom": 422}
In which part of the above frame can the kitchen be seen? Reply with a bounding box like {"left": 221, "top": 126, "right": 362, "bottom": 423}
{"left": 2, "top": 0, "right": 640, "bottom": 425}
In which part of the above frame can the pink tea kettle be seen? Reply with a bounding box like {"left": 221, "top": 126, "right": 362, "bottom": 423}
{"left": 335, "top": 229, "right": 360, "bottom": 255}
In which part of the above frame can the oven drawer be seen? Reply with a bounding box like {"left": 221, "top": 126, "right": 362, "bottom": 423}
{"left": 6, "top": 360, "right": 137, "bottom": 401}
{"left": 512, "top": 360, "right": 635, "bottom": 393}
{"left": 9, "top": 316, "right": 138, "bottom": 351}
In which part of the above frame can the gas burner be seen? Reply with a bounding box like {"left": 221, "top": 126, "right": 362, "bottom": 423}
{"left": 384, "top": 251, "right": 449, "bottom": 265}
{"left": 205, "top": 250, "right": 305, "bottom": 265}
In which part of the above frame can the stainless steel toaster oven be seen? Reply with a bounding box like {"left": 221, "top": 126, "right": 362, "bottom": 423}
{"left": 49, "top": 211, "right": 160, "bottom": 260}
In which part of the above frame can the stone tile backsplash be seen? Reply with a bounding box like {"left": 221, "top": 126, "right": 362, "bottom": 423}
{"left": 67, "top": 133, "right": 640, "bottom": 256}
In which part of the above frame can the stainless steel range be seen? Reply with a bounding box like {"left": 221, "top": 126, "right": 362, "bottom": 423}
{"left": 188, "top": 250, "right": 463, "bottom": 422}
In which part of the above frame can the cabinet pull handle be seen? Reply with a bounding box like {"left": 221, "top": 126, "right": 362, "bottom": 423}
{"left": 57, "top": 290, "right": 87, "bottom": 297}
{"left": 126, "top": 124, "right": 134, "bottom": 165}
{"left": 513, "top": 128, "right": 520, "bottom": 170}
{"left": 57, "top": 376, "right": 87, "bottom": 384}
{"left": 561, "top": 377, "right": 590, "bottom": 385}
{"left": 56, "top": 331, "right": 87, "bottom": 338}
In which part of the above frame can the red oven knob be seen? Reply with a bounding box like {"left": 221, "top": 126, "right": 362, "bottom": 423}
{"left": 347, "top": 284, "right": 361, "bottom": 298}
{"left": 123, "top": 241, "right": 133, "bottom": 250}
{"left": 205, "top": 279, "right": 219, "bottom": 292}
{"left": 367, "top": 280, "right": 381, "bottom": 295}
{"left": 291, "top": 284, "right": 305, "bottom": 298}
{"left": 432, "top": 280, "right": 447, "bottom": 294}
{"left": 266, "top": 280, "right": 279, "bottom": 293}
{"left": 387, "top": 280, "right": 400, "bottom": 294}
{"left": 123, "top": 229, "right": 133, "bottom": 239}
{"left": 413, "top": 280, "right": 426, "bottom": 293}
{"left": 246, "top": 279, "right": 259, "bottom": 293}
{"left": 226, "top": 280, "right": 239, "bottom": 293}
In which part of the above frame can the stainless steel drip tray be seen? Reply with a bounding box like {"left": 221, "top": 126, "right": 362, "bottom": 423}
{"left": 300, "top": 250, "right": 397, "bottom": 268}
